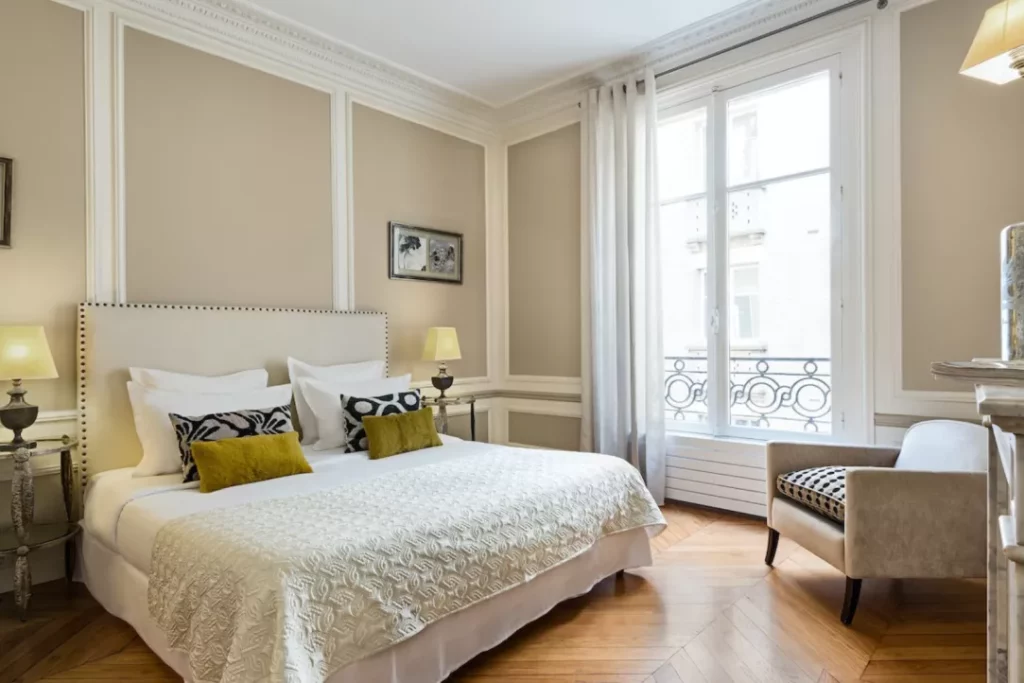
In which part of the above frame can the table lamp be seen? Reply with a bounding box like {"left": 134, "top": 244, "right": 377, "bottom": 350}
{"left": 0, "top": 326, "right": 58, "bottom": 450}
{"left": 422, "top": 327, "right": 461, "bottom": 398}
{"left": 961, "top": 0, "right": 1024, "bottom": 85}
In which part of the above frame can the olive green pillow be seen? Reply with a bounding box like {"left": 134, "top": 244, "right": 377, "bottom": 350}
{"left": 190, "top": 431, "right": 312, "bottom": 493}
{"left": 362, "top": 407, "right": 443, "bottom": 460}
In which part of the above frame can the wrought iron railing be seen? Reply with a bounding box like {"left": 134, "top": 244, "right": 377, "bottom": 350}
{"left": 664, "top": 356, "right": 831, "bottom": 433}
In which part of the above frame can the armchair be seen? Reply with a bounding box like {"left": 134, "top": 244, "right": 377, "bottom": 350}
{"left": 765, "top": 420, "right": 987, "bottom": 625}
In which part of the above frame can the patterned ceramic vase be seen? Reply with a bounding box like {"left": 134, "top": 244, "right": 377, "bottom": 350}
{"left": 1002, "top": 223, "right": 1024, "bottom": 360}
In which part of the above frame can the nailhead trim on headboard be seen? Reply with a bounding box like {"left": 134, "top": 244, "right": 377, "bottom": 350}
{"left": 77, "top": 302, "right": 389, "bottom": 488}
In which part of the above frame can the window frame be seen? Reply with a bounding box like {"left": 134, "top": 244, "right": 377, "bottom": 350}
{"left": 656, "top": 31, "right": 867, "bottom": 447}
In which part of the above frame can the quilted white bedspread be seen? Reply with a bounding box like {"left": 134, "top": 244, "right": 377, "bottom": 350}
{"left": 147, "top": 446, "right": 665, "bottom": 683}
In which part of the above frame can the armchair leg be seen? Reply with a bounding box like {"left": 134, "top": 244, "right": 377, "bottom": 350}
{"left": 764, "top": 528, "right": 780, "bottom": 566}
{"left": 840, "top": 577, "right": 862, "bottom": 626}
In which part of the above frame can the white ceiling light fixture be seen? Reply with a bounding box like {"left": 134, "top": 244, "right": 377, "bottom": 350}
{"left": 962, "top": 0, "right": 1024, "bottom": 85}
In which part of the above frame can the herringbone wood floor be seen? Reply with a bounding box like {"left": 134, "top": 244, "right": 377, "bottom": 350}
{"left": 0, "top": 503, "right": 985, "bottom": 682}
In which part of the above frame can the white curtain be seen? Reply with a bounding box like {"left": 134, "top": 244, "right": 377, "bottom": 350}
{"left": 581, "top": 69, "right": 666, "bottom": 504}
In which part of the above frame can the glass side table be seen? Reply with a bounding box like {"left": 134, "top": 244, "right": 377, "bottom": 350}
{"left": 422, "top": 396, "right": 477, "bottom": 441}
{"left": 0, "top": 435, "right": 79, "bottom": 620}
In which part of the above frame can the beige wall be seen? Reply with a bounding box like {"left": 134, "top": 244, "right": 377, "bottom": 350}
{"left": 124, "top": 29, "right": 334, "bottom": 308}
{"left": 901, "top": 0, "right": 1024, "bottom": 391}
{"left": 352, "top": 104, "right": 487, "bottom": 381}
{"left": 0, "top": 0, "right": 85, "bottom": 411}
{"left": 448, "top": 410, "right": 489, "bottom": 442}
{"left": 507, "top": 124, "right": 581, "bottom": 378}
{"left": 508, "top": 413, "right": 580, "bottom": 451}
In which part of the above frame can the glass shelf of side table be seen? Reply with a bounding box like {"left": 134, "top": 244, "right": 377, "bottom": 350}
{"left": 422, "top": 396, "right": 477, "bottom": 441}
{"left": 0, "top": 522, "right": 79, "bottom": 552}
{"left": 0, "top": 436, "right": 79, "bottom": 620}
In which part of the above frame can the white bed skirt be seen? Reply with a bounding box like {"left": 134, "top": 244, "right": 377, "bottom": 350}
{"left": 81, "top": 526, "right": 653, "bottom": 683}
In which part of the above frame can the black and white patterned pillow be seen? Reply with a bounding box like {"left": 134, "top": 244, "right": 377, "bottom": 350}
{"left": 777, "top": 466, "right": 846, "bottom": 524}
{"left": 169, "top": 405, "right": 294, "bottom": 483}
{"left": 341, "top": 391, "right": 421, "bottom": 453}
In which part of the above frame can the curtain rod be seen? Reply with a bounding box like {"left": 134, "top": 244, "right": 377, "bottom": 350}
{"left": 631, "top": 0, "right": 887, "bottom": 87}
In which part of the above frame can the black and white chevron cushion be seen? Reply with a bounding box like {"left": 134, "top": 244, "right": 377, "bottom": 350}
{"left": 169, "top": 405, "right": 294, "bottom": 483}
{"left": 777, "top": 466, "right": 846, "bottom": 524}
{"left": 341, "top": 391, "right": 421, "bottom": 453}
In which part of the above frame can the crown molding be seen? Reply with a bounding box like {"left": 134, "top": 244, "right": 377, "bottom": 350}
{"left": 72, "top": 0, "right": 874, "bottom": 138}
{"left": 494, "top": 0, "right": 860, "bottom": 128}
{"left": 101, "top": 0, "right": 499, "bottom": 136}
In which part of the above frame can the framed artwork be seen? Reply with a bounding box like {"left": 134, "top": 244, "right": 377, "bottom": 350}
{"left": 388, "top": 221, "right": 463, "bottom": 284}
{"left": 0, "top": 157, "right": 11, "bottom": 248}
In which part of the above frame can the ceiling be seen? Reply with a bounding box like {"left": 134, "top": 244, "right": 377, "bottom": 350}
{"left": 243, "top": 0, "right": 759, "bottom": 107}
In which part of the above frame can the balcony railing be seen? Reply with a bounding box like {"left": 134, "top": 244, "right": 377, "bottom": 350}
{"left": 665, "top": 356, "right": 832, "bottom": 433}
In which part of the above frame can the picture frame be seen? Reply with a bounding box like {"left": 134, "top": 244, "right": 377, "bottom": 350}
{"left": 388, "top": 221, "right": 463, "bottom": 284}
{"left": 0, "top": 157, "right": 11, "bottom": 249}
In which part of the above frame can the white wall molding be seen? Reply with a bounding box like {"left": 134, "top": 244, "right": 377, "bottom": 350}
{"left": 869, "top": 0, "right": 976, "bottom": 421}
{"left": 486, "top": 139, "right": 508, "bottom": 393}
{"left": 503, "top": 103, "right": 582, "bottom": 147}
{"left": 495, "top": 0, "right": 879, "bottom": 131}
{"left": 99, "top": 0, "right": 496, "bottom": 133}
{"left": 413, "top": 377, "right": 493, "bottom": 399}
{"left": 84, "top": 5, "right": 118, "bottom": 303}
{"left": 490, "top": 396, "right": 584, "bottom": 448}
{"left": 503, "top": 398, "right": 583, "bottom": 419}
{"left": 504, "top": 376, "right": 583, "bottom": 398}
{"left": 501, "top": 106, "right": 583, "bottom": 390}
{"left": 69, "top": 0, "right": 506, "bottom": 395}
{"left": 331, "top": 88, "right": 352, "bottom": 310}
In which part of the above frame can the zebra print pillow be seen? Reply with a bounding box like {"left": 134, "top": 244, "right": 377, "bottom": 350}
{"left": 341, "top": 391, "right": 421, "bottom": 453}
{"left": 169, "top": 405, "right": 294, "bottom": 483}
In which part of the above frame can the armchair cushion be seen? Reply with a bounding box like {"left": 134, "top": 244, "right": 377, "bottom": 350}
{"left": 765, "top": 441, "right": 899, "bottom": 528}
{"left": 777, "top": 466, "right": 846, "bottom": 523}
{"left": 894, "top": 419, "right": 986, "bottom": 472}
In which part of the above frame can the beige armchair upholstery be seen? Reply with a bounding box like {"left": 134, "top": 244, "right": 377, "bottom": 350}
{"left": 765, "top": 420, "right": 987, "bottom": 625}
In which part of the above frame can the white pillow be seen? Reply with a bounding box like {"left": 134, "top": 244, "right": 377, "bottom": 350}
{"left": 299, "top": 375, "right": 411, "bottom": 451}
{"left": 129, "top": 367, "right": 268, "bottom": 392}
{"left": 128, "top": 382, "right": 293, "bottom": 478}
{"left": 288, "top": 358, "right": 386, "bottom": 445}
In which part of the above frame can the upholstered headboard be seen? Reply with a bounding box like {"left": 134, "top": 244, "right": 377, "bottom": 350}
{"left": 77, "top": 303, "right": 388, "bottom": 484}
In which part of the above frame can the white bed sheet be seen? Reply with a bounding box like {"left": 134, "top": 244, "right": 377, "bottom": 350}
{"left": 84, "top": 435, "right": 477, "bottom": 574}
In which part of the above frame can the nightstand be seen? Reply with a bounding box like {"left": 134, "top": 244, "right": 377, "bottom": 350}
{"left": 0, "top": 435, "right": 79, "bottom": 620}
{"left": 422, "top": 396, "right": 476, "bottom": 441}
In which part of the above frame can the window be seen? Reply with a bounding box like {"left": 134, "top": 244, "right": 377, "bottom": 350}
{"left": 660, "top": 61, "right": 847, "bottom": 440}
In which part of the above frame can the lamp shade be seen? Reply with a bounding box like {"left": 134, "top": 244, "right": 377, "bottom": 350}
{"left": 962, "top": 0, "right": 1024, "bottom": 85}
{"left": 0, "top": 326, "right": 59, "bottom": 381}
{"left": 422, "top": 327, "right": 462, "bottom": 362}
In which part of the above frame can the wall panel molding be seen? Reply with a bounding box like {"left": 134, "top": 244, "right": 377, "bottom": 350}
{"left": 869, "top": 0, "right": 976, "bottom": 421}
{"left": 102, "top": 0, "right": 495, "bottom": 132}
{"left": 72, "top": 0, "right": 506, "bottom": 392}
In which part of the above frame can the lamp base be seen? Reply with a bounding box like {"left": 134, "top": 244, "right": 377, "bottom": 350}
{"left": 431, "top": 363, "right": 455, "bottom": 399}
{"left": 0, "top": 380, "right": 39, "bottom": 451}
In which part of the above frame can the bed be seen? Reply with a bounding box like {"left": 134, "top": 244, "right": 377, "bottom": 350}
{"left": 75, "top": 303, "right": 665, "bottom": 683}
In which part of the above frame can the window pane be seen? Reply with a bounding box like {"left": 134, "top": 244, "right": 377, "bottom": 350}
{"left": 658, "top": 109, "right": 707, "bottom": 200}
{"left": 661, "top": 197, "right": 709, "bottom": 430}
{"left": 727, "top": 172, "right": 832, "bottom": 434}
{"left": 727, "top": 71, "right": 830, "bottom": 187}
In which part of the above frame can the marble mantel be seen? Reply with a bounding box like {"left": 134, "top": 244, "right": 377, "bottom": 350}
{"left": 931, "top": 360, "right": 1022, "bottom": 683}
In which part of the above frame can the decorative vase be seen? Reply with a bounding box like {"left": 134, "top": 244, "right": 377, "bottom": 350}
{"left": 1002, "top": 223, "right": 1024, "bottom": 360}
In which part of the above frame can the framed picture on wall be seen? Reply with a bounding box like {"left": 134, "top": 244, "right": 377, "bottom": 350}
{"left": 0, "top": 157, "right": 11, "bottom": 248}
{"left": 388, "top": 221, "right": 463, "bottom": 284}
